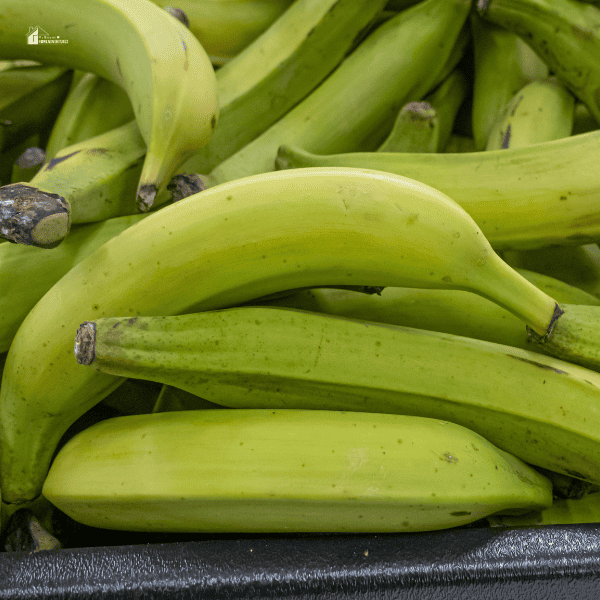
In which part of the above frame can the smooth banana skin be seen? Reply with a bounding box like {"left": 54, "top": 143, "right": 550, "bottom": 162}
{"left": 377, "top": 102, "right": 440, "bottom": 153}
{"left": 476, "top": 0, "right": 600, "bottom": 126}
{"left": 177, "top": 0, "right": 390, "bottom": 177}
{"left": 0, "top": 166, "right": 561, "bottom": 505}
{"left": 0, "top": 213, "right": 147, "bottom": 354}
{"left": 487, "top": 491, "right": 600, "bottom": 527}
{"left": 42, "top": 409, "right": 553, "bottom": 533}
{"left": 45, "top": 72, "right": 134, "bottom": 160}
{"left": 486, "top": 78, "right": 575, "bottom": 150}
{"left": 0, "top": 0, "right": 218, "bottom": 211}
{"left": 422, "top": 69, "right": 469, "bottom": 152}
{"left": 208, "top": 0, "right": 471, "bottom": 184}
{"left": 0, "top": 64, "right": 73, "bottom": 153}
{"left": 77, "top": 305, "right": 600, "bottom": 485}
{"left": 275, "top": 130, "right": 600, "bottom": 251}
{"left": 21, "top": 120, "right": 147, "bottom": 224}
{"left": 514, "top": 36, "right": 550, "bottom": 82}
{"left": 152, "top": 0, "right": 293, "bottom": 66}
{"left": 251, "top": 268, "right": 600, "bottom": 354}
{"left": 503, "top": 244, "right": 600, "bottom": 300}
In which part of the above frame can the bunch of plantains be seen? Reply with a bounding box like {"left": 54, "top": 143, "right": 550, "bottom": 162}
{"left": 1, "top": 0, "right": 600, "bottom": 543}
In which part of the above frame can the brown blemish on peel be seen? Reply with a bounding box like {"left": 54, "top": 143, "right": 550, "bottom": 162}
{"left": 501, "top": 124, "right": 511, "bottom": 149}
{"left": 43, "top": 150, "right": 81, "bottom": 171}
{"left": 508, "top": 354, "right": 567, "bottom": 375}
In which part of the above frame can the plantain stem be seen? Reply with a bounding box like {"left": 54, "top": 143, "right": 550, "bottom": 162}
{"left": 74, "top": 322, "right": 96, "bottom": 366}
{"left": 0, "top": 183, "right": 70, "bottom": 248}
{"left": 477, "top": 254, "right": 560, "bottom": 336}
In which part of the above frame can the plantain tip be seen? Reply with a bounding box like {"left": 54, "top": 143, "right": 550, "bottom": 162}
{"left": 527, "top": 303, "right": 565, "bottom": 343}
{"left": 137, "top": 184, "right": 157, "bottom": 213}
{"left": 0, "top": 183, "right": 70, "bottom": 248}
{"left": 476, "top": 0, "right": 491, "bottom": 13}
{"left": 75, "top": 321, "right": 97, "bottom": 366}
{"left": 164, "top": 6, "right": 190, "bottom": 29}
{"left": 167, "top": 173, "right": 215, "bottom": 202}
{"left": 14, "top": 147, "right": 46, "bottom": 169}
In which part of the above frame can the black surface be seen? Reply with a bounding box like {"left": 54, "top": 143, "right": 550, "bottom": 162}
{"left": 2, "top": 524, "right": 600, "bottom": 599}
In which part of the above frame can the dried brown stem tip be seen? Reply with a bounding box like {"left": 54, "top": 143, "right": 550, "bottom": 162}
{"left": 402, "top": 101, "right": 437, "bottom": 124}
{"left": 167, "top": 173, "right": 216, "bottom": 202}
{"left": 74, "top": 321, "right": 97, "bottom": 366}
{"left": 0, "top": 183, "right": 71, "bottom": 248}
{"left": 164, "top": 6, "right": 190, "bottom": 29}
{"left": 137, "top": 184, "right": 158, "bottom": 213}
{"left": 15, "top": 147, "right": 46, "bottom": 169}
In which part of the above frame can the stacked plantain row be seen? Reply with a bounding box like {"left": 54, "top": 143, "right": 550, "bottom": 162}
{"left": 1, "top": 0, "right": 600, "bottom": 542}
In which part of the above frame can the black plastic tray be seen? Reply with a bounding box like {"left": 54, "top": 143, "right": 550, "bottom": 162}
{"left": 2, "top": 524, "right": 600, "bottom": 599}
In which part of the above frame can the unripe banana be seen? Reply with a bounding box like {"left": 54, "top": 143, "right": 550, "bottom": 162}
{"left": 251, "top": 268, "right": 599, "bottom": 353}
{"left": 177, "top": 0, "right": 389, "bottom": 177}
{"left": 515, "top": 37, "right": 550, "bottom": 82}
{"left": 15, "top": 120, "right": 148, "bottom": 225}
{"left": 209, "top": 0, "right": 471, "bottom": 184}
{"left": 0, "top": 0, "right": 218, "bottom": 211}
{"left": 275, "top": 130, "right": 600, "bottom": 250}
{"left": 45, "top": 72, "right": 134, "bottom": 160}
{"left": 476, "top": 0, "right": 600, "bottom": 126}
{"left": 150, "top": 0, "right": 293, "bottom": 66}
{"left": 0, "top": 166, "right": 560, "bottom": 505}
{"left": 76, "top": 305, "right": 600, "bottom": 484}
{"left": 42, "top": 409, "right": 553, "bottom": 532}
{"left": 0, "top": 213, "right": 147, "bottom": 354}
{"left": 470, "top": 14, "right": 530, "bottom": 150}
{"left": 485, "top": 78, "right": 575, "bottom": 150}
{"left": 377, "top": 102, "right": 440, "bottom": 153}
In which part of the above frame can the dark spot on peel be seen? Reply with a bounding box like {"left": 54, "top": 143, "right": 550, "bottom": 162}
{"left": 450, "top": 511, "right": 471, "bottom": 516}
{"left": 508, "top": 354, "right": 567, "bottom": 374}
{"left": 44, "top": 150, "right": 81, "bottom": 171}
{"left": 211, "top": 114, "right": 217, "bottom": 129}
{"left": 501, "top": 124, "right": 511, "bottom": 149}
